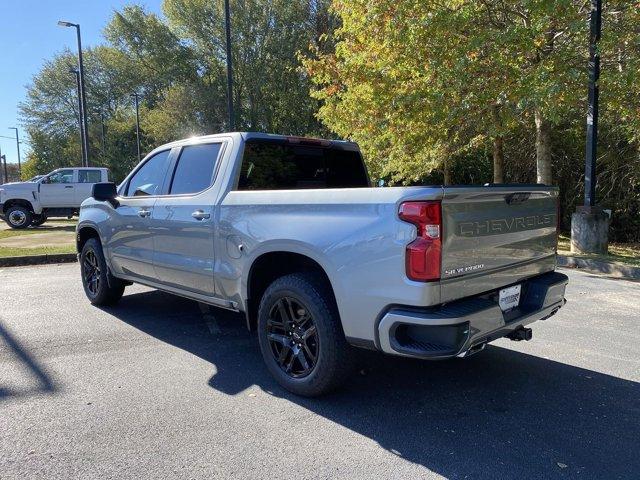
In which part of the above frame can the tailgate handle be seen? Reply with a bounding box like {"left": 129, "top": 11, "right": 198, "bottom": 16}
{"left": 505, "top": 192, "right": 530, "bottom": 205}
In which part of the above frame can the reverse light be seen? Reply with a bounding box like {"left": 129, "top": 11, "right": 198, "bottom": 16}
{"left": 398, "top": 201, "right": 442, "bottom": 281}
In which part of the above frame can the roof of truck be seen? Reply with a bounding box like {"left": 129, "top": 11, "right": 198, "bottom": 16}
{"left": 154, "top": 132, "right": 359, "bottom": 152}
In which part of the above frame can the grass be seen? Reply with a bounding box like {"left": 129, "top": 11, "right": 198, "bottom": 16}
{"left": 0, "top": 220, "right": 77, "bottom": 257}
{"left": 558, "top": 234, "right": 640, "bottom": 268}
{"left": 0, "top": 226, "right": 74, "bottom": 239}
{"left": 0, "top": 245, "right": 76, "bottom": 258}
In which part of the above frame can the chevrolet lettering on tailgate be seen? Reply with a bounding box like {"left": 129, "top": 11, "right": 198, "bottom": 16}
{"left": 457, "top": 213, "right": 556, "bottom": 237}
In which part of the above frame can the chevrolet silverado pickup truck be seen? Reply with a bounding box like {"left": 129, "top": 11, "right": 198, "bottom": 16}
{"left": 0, "top": 167, "right": 109, "bottom": 228}
{"left": 76, "top": 132, "right": 568, "bottom": 396}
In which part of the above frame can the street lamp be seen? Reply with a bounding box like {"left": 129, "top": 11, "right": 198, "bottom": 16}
{"left": 58, "top": 20, "right": 89, "bottom": 167}
{"left": 69, "top": 68, "right": 87, "bottom": 166}
{"left": 131, "top": 93, "right": 141, "bottom": 162}
{"left": 8, "top": 127, "right": 21, "bottom": 176}
{"left": 224, "top": 0, "right": 235, "bottom": 130}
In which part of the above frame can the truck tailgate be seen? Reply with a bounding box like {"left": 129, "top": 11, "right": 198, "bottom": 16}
{"left": 440, "top": 186, "right": 558, "bottom": 303}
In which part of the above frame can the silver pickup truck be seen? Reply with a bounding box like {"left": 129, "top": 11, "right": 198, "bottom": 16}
{"left": 77, "top": 132, "right": 568, "bottom": 396}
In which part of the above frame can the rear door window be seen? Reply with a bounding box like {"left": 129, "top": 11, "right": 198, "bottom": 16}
{"left": 169, "top": 143, "right": 223, "bottom": 195}
{"left": 46, "top": 170, "right": 74, "bottom": 184}
{"left": 78, "top": 170, "right": 102, "bottom": 183}
{"left": 237, "top": 141, "right": 369, "bottom": 190}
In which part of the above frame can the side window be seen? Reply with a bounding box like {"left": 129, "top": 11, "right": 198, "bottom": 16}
{"left": 126, "top": 150, "right": 171, "bottom": 196}
{"left": 46, "top": 170, "right": 74, "bottom": 184}
{"left": 169, "top": 143, "right": 222, "bottom": 195}
{"left": 237, "top": 141, "right": 369, "bottom": 190}
{"left": 78, "top": 170, "right": 102, "bottom": 183}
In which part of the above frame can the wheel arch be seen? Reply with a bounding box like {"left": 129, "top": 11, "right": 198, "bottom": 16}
{"left": 245, "top": 251, "right": 339, "bottom": 332}
{"left": 2, "top": 198, "right": 34, "bottom": 213}
{"left": 76, "top": 225, "right": 101, "bottom": 254}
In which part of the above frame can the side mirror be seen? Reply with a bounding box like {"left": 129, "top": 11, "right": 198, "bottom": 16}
{"left": 92, "top": 182, "right": 119, "bottom": 207}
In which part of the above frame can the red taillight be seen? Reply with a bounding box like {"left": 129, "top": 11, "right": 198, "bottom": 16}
{"left": 398, "top": 201, "right": 442, "bottom": 281}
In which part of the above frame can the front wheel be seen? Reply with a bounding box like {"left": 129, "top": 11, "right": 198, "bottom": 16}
{"left": 80, "top": 238, "right": 125, "bottom": 306}
{"left": 5, "top": 205, "right": 32, "bottom": 229}
{"left": 257, "top": 273, "right": 354, "bottom": 397}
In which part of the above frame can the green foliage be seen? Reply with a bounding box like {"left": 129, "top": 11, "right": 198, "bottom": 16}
{"left": 20, "top": 1, "right": 334, "bottom": 183}
{"left": 305, "top": 0, "right": 640, "bottom": 240}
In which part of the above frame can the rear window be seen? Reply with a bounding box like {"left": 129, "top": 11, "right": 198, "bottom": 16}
{"left": 237, "top": 140, "right": 369, "bottom": 190}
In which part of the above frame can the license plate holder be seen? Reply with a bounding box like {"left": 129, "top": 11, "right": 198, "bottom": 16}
{"left": 499, "top": 284, "right": 521, "bottom": 312}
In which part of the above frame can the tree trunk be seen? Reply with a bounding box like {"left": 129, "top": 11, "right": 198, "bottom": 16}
{"left": 535, "top": 109, "right": 553, "bottom": 184}
{"left": 443, "top": 156, "right": 452, "bottom": 185}
{"left": 493, "top": 136, "right": 504, "bottom": 184}
{"left": 491, "top": 104, "right": 504, "bottom": 183}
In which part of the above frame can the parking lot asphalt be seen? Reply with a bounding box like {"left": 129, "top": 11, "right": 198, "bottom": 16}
{"left": 1, "top": 264, "right": 638, "bottom": 479}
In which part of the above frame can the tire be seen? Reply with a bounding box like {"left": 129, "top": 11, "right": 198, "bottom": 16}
{"left": 31, "top": 214, "right": 47, "bottom": 227}
{"left": 80, "top": 238, "right": 125, "bottom": 306}
{"left": 5, "top": 205, "right": 32, "bottom": 229}
{"left": 257, "top": 273, "right": 354, "bottom": 397}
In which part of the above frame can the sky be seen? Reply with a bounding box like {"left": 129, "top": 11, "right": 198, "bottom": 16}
{"left": 0, "top": 0, "right": 162, "bottom": 164}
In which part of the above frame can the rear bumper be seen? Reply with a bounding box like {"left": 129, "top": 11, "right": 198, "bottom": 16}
{"left": 377, "top": 271, "right": 568, "bottom": 359}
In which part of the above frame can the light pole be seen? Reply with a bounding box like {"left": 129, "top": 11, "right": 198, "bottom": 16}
{"left": 131, "top": 93, "right": 141, "bottom": 162}
{"left": 58, "top": 20, "right": 89, "bottom": 167}
{"left": 571, "top": 0, "right": 608, "bottom": 254}
{"left": 8, "top": 127, "right": 21, "bottom": 177}
{"left": 69, "top": 68, "right": 87, "bottom": 166}
{"left": 224, "top": 0, "right": 235, "bottom": 130}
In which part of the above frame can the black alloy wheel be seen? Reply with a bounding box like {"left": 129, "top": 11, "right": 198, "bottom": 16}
{"left": 83, "top": 249, "right": 101, "bottom": 297}
{"left": 266, "top": 296, "right": 319, "bottom": 378}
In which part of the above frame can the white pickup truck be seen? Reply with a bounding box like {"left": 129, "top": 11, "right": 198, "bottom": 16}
{"left": 0, "top": 167, "right": 109, "bottom": 228}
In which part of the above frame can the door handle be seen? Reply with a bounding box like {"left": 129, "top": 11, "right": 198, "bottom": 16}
{"left": 191, "top": 210, "right": 210, "bottom": 220}
{"left": 138, "top": 208, "right": 151, "bottom": 218}
{"left": 64, "top": 186, "right": 74, "bottom": 189}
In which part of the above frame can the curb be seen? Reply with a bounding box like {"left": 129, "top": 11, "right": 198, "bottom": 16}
{"left": 557, "top": 255, "right": 640, "bottom": 280}
{"left": 0, "top": 253, "right": 77, "bottom": 268}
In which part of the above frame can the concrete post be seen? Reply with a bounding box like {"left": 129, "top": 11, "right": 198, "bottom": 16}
{"left": 571, "top": 207, "right": 610, "bottom": 254}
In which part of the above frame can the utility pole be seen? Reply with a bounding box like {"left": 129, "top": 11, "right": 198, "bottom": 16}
{"left": 59, "top": 21, "right": 89, "bottom": 166}
{"left": 571, "top": 0, "right": 608, "bottom": 254}
{"left": 8, "top": 127, "right": 21, "bottom": 177}
{"left": 224, "top": 0, "right": 235, "bottom": 130}
{"left": 70, "top": 68, "right": 86, "bottom": 166}
{"left": 131, "top": 93, "right": 141, "bottom": 162}
{"left": 1, "top": 148, "right": 7, "bottom": 184}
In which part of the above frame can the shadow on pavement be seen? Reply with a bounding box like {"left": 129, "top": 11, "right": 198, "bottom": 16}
{"left": 0, "top": 321, "right": 57, "bottom": 400}
{"left": 105, "top": 289, "right": 640, "bottom": 479}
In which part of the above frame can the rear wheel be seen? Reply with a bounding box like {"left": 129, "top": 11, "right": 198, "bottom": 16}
{"left": 31, "top": 214, "right": 47, "bottom": 227}
{"left": 5, "top": 205, "right": 32, "bottom": 229}
{"left": 80, "top": 238, "right": 125, "bottom": 306}
{"left": 257, "top": 273, "right": 354, "bottom": 397}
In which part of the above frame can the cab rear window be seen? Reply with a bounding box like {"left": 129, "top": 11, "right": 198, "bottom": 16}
{"left": 237, "top": 140, "right": 369, "bottom": 190}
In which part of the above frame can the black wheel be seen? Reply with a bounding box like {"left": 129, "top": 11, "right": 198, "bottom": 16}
{"left": 31, "top": 214, "right": 47, "bottom": 227}
{"left": 5, "top": 205, "right": 32, "bottom": 229}
{"left": 257, "top": 273, "right": 354, "bottom": 396}
{"left": 80, "top": 238, "right": 125, "bottom": 306}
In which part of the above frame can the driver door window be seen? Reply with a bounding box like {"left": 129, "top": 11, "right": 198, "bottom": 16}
{"left": 126, "top": 150, "right": 171, "bottom": 197}
{"left": 46, "top": 170, "right": 74, "bottom": 184}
